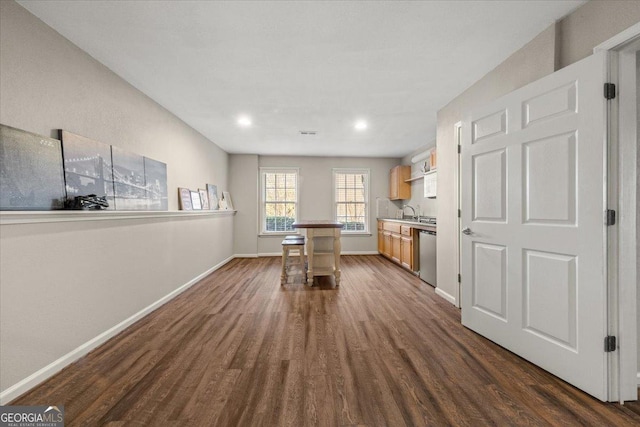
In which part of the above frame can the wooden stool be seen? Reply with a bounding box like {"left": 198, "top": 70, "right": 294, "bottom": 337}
{"left": 281, "top": 238, "right": 306, "bottom": 285}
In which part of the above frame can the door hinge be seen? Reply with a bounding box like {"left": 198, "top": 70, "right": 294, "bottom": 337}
{"left": 458, "top": 209, "right": 461, "bottom": 218}
{"left": 457, "top": 144, "right": 461, "bottom": 154}
{"left": 457, "top": 274, "right": 461, "bottom": 283}
{"left": 604, "top": 83, "right": 616, "bottom": 100}
{"left": 606, "top": 209, "right": 616, "bottom": 226}
{"left": 604, "top": 335, "right": 616, "bottom": 352}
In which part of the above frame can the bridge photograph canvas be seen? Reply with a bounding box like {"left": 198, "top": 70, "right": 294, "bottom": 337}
{"left": 143, "top": 157, "right": 168, "bottom": 210}
{"left": 60, "top": 130, "right": 115, "bottom": 209}
{"left": 111, "top": 146, "right": 147, "bottom": 210}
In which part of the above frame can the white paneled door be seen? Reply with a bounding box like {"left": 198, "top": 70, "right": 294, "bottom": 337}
{"left": 461, "top": 51, "right": 609, "bottom": 400}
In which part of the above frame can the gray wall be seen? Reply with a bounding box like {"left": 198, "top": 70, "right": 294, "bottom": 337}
{"left": 557, "top": 0, "right": 640, "bottom": 69}
{"left": 637, "top": 50, "right": 640, "bottom": 379}
{"left": 230, "top": 155, "right": 400, "bottom": 255}
{"left": 435, "top": 1, "right": 640, "bottom": 303}
{"left": 0, "top": 0, "right": 232, "bottom": 394}
{"left": 230, "top": 154, "right": 259, "bottom": 256}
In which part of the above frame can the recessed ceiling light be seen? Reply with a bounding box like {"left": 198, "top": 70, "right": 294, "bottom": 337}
{"left": 354, "top": 120, "right": 368, "bottom": 131}
{"left": 237, "top": 115, "right": 252, "bottom": 127}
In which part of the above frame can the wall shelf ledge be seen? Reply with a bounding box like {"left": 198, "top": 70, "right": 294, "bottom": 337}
{"left": 0, "top": 210, "right": 236, "bottom": 225}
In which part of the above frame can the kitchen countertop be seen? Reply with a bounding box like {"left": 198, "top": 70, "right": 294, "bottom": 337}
{"left": 378, "top": 218, "right": 437, "bottom": 232}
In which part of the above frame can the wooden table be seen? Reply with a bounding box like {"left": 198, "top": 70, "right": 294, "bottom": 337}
{"left": 292, "top": 220, "right": 344, "bottom": 286}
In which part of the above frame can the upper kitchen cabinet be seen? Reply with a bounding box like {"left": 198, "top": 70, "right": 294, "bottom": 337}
{"left": 389, "top": 165, "right": 411, "bottom": 200}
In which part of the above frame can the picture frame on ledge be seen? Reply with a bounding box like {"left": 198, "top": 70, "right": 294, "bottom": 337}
{"left": 206, "top": 184, "right": 219, "bottom": 210}
{"left": 198, "top": 188, "right": 209, "bottom": 210}
{"left": 178, "top": 187, "right": 192, "bottom": 210}
{"left": 190, "top": 190, "right": 202, "bottom": 210}
{"left": 222, "top": 191, "right": 233, "bottom": 210}
{"left": 1, "top": 124, "right": 66, "bottom": 210}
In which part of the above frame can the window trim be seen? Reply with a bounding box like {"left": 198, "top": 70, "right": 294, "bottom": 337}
{"left": 332, "top": 168, "right": 370, "bottom": 235}
{"left": 259, "top": 167, "right": 299, "bottom": 235}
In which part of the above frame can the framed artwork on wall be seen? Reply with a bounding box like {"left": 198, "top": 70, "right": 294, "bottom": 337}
{"left": 143, "top": 157, "right": 168, "bottom": 211}
{"left": 178, "top": 187, "right": 192, "bottom": 210}
{"left": 206, "top": 184, "right": 219, "bottom": 210}
{"left": 198, "top": 188, "right": 209, "bottom": 210}
{"left": 190, "top": 190, "right": 202, "bottom": 210}
{"left": 60, "top": 130, "right": 114, "bottom": 209}
{"left": 111, "top": 146, "right": 146, "bottom": 210}
{"left": 0, "top": 124, "right": 66, "bottom": 210}
{"left": 222, "top": 191, "right": 233, "bottom": 210}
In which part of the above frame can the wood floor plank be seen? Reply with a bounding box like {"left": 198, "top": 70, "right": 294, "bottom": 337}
{"left": 9, "top": 255, "right": 640, "bottom": 426}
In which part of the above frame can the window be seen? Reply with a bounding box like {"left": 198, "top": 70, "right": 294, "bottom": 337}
{"left": 260, "top": 168, "right": 298, "bottom": 233}
{"left": 333, "top": 168, "right": 369, "bottom": 233}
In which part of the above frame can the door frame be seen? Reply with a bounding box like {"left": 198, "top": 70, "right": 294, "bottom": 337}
{"left": 454, "top": 121, "right": 462, "bottom": 308}
{"left": 595, "top": 22, "right": 640, "bottom": 403}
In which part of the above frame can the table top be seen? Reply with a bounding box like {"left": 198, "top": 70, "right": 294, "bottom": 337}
{"left": 292, "top": 220, "right": 344, "bottom": 229}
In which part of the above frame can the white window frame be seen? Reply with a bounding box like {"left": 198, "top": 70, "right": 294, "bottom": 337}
{"left": 259, "top": 167, "right": 299, "bottom": 235}
{"left": 332, "top": 168, "right": 370, "bottom": 235}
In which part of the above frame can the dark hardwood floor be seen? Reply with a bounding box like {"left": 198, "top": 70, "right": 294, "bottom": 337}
{"left": 12, "top": 255, "right": 640, "bottom": 426}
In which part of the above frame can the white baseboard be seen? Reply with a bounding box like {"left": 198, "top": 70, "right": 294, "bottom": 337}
{"left": 234, "top": 253, "right": 259, "bottom": 258}
{"left": 258, "top": 252, "right": 282, "bottom": 257}
{"left": 258, "top": 251, "right": 379, "bottom": 257}
{"left": 435, "top": 287, "right": 457, "bottom": 306}
{"left": 0, "top": 255, "right": 235, "bottom": 405}
{"left": 637, "top": 372, "right": 640, "bottom": 386}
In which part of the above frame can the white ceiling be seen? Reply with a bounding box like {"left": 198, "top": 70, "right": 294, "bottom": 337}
{"left": 18, "top": 0, "right": 585, "bottom": 158}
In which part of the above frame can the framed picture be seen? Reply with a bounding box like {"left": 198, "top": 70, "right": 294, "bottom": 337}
{"left": 60, "top": 130, "right": 115, "bottom": 209}
{"left": 191, "top": 190, "right": 202, "bottom": 210}
{"left": 0, "top": 124, "right": 66, "bottom": 210}
{"left": 222, "top": 191, "right": 233, "bottom": 210}
{"left": 144, "top": 157, "right": 168, "bottom": 211}
{"left": 198, "top": 188, "right": 209, "bottom": 210}
{"left": 111, "top": 146, "right": 146, "bottom": 210}
{"left": 178, "top": 187, "right": 192, "bottom": 210}
{"left": 206, "top": 184, "right": 219, "bottom": 210}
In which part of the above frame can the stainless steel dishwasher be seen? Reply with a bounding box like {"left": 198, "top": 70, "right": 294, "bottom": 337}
{"left": 419, "top": 230, "right": 437, "bottom": 287}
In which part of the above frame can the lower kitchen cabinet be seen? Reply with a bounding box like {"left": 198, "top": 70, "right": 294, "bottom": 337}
{"left": 401, "top": 235, "right": 413, "bottom": 270}
{"left": 378, "top": 220, "right": 414, "bottom": 272}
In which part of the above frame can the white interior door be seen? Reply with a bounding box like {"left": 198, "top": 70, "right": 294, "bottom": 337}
{"left": 461, "top": 51, "right": 609, "bottom": 400}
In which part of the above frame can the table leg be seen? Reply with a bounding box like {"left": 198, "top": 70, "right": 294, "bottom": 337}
{"left": 306, "top": 229, "right": 314, "bottom": 284}
{"left": 280, "top": 247, "right": 286, "bottom": 285}
{"left": 334, "top": 229, "right": 341, "bottom": 286}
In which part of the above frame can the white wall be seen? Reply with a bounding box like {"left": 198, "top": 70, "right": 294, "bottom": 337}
{"left": 0, "top": 0, "right": 233, "bottom": 396}
{"left": 233, "top": 155, "right": 400, "bottom": 255}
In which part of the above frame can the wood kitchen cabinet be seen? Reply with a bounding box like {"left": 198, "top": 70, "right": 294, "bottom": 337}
{"left": 389, "top": 165, "right": 411, "bottom": 200}
{"left": 391, "top": 233, "right": 401, "bottom": 264}
{"left": 382, "top": 231, "right": 392, "bottom": 258}
{"left": 400, "top": 226, "right": 413, "bottom": 270}
{"left": 378, "top": 220, "right": 414, "bottom": 272}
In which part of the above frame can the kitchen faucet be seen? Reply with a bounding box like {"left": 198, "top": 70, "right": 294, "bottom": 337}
{"left": 402, "top": 204, "right": 416, "bottom": 220}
